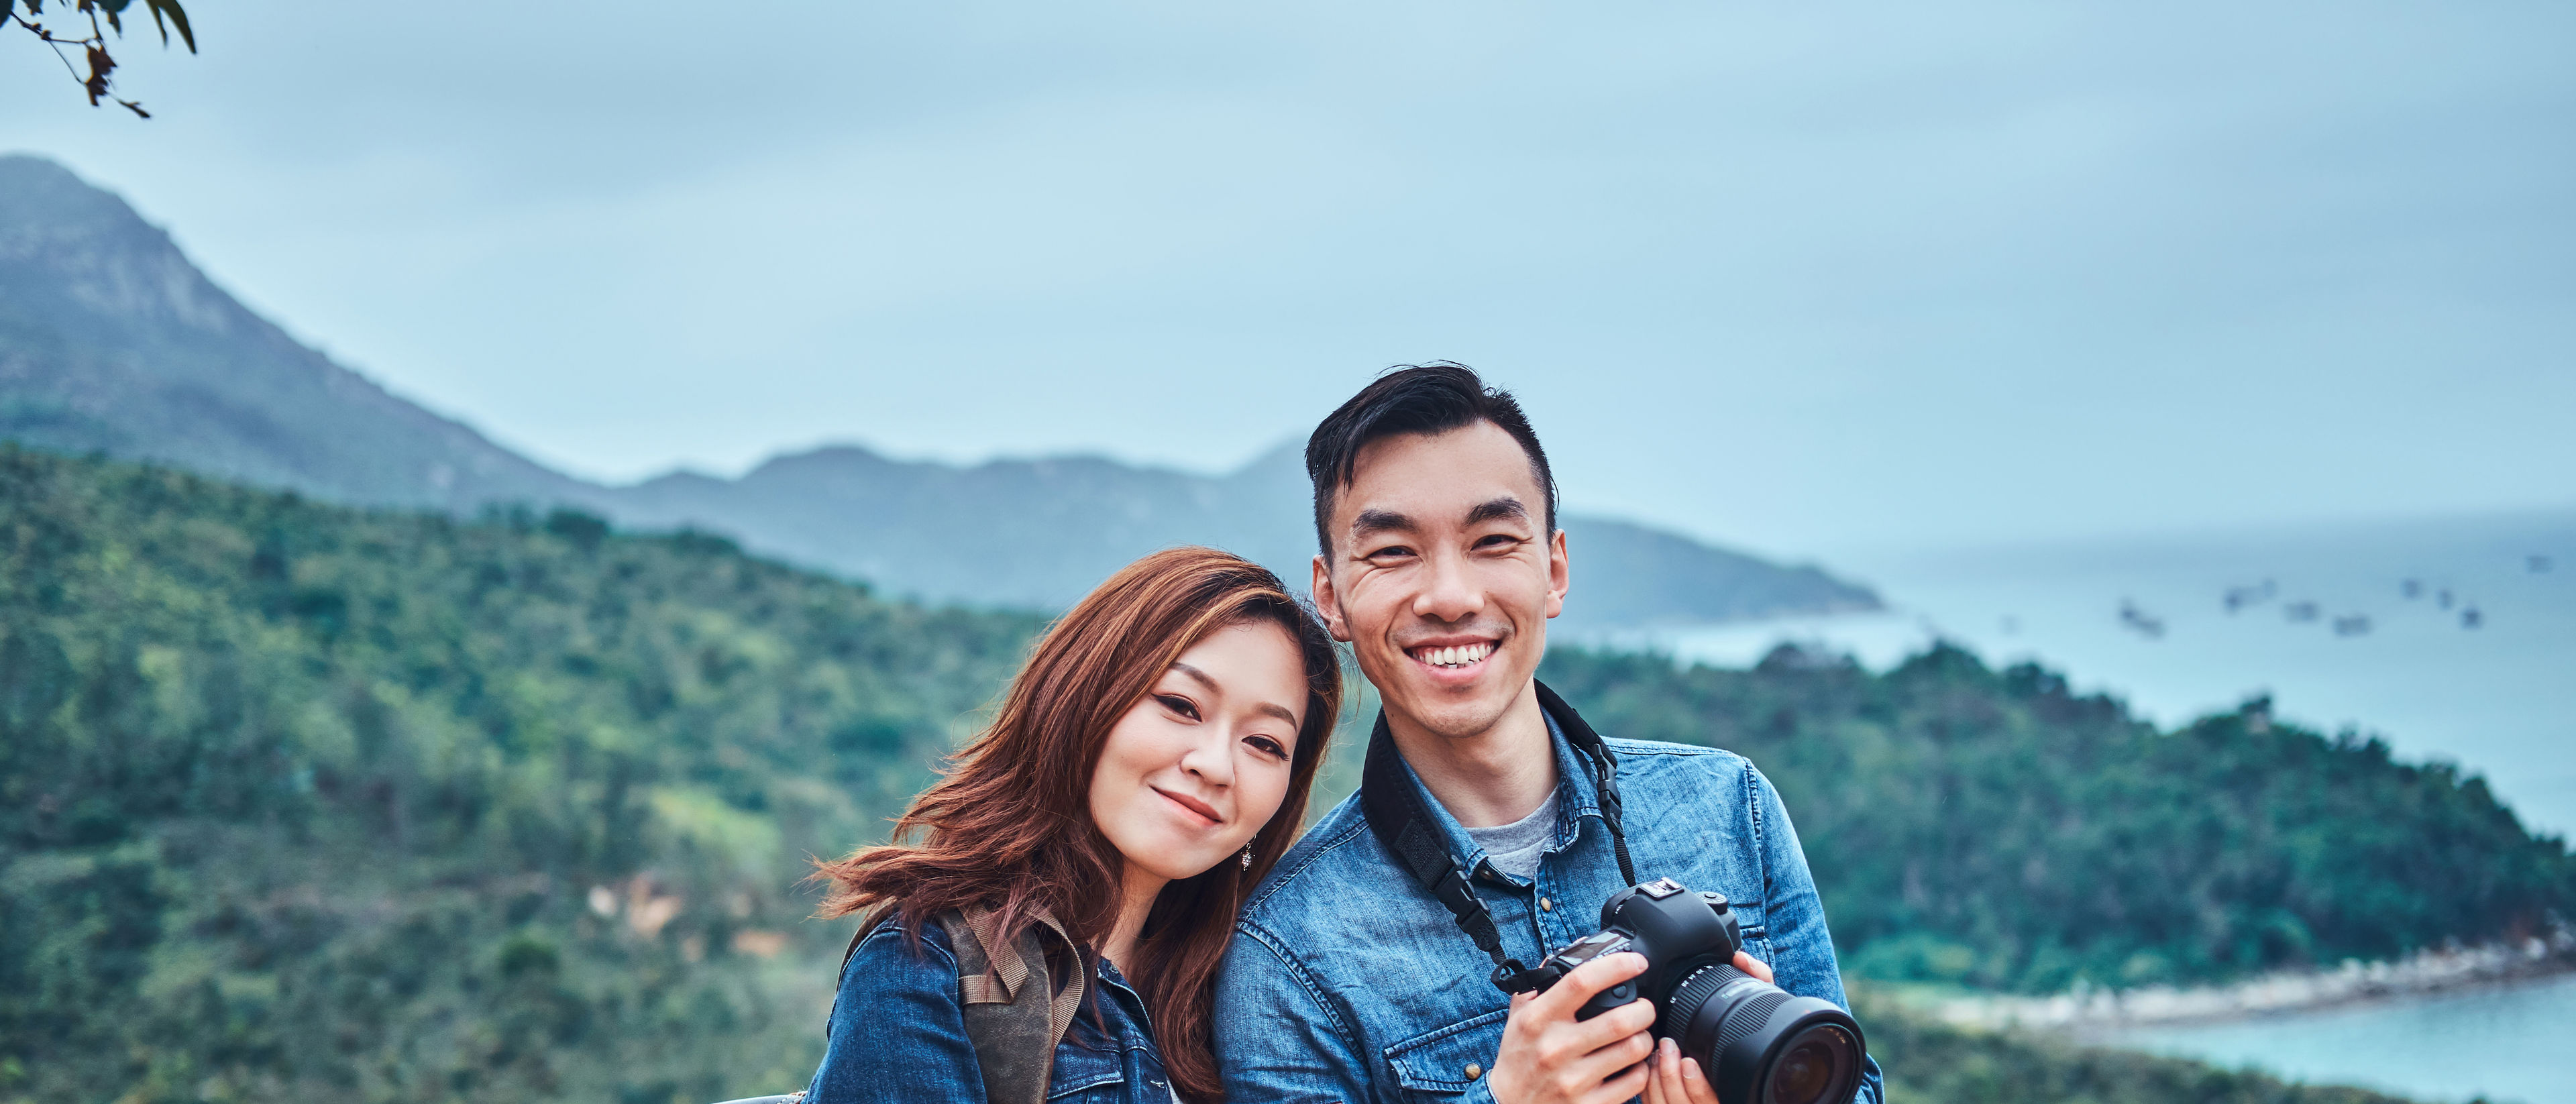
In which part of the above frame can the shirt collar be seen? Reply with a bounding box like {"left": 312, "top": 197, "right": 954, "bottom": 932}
{"left": 1389, "top": 698, "right": 1607, "bottom": 879}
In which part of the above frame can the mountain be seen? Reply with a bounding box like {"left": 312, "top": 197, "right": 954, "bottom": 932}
{"left": 0, "top": 153, "right": 1876, "bottom": 629}
{"left": 0, "top": 155, "right": 594, "bottom": 514}
{"left": 616, "top": 442, "right": 1881, "bottom": 629}
{"left": 611, "top": 443, "right": 1307, "bottom": 613}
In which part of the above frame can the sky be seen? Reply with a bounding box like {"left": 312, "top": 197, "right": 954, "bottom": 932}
{"left": 7, "top": 0, "right": 2571, "bottom": 561}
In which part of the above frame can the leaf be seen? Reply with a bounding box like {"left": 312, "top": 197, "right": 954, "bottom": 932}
{"left": 83, "top": 44, "right": 113, "bottom": 106}
{"left": 118, "top": 97, "right": 149, "bottom": 119}
{"left": 142, "top": 0, "right": 189, "bottom": 52}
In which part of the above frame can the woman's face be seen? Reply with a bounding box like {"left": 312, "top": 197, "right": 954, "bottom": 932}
{"left": 1088, "top": 620, "right": 1308, "bottom": 886}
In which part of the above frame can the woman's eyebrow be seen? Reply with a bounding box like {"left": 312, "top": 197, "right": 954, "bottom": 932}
{"left": 1171, "top": 662, "right": 1299, "bottom": 727}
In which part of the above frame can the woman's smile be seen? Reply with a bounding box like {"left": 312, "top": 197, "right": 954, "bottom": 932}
{"left": 1153, "top": 785, "right": 1223, "bottom": 828}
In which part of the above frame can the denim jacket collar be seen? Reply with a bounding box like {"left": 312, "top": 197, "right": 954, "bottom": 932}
{"left": 1389, "top": 702, "right": 1605, "bottom": 888}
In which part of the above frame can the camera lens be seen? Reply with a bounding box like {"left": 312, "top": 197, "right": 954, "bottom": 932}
{"left": 1662, "top": 964, "right": 1866, "bottom": 1104}
{"left": 1766, "top": 1025, "right": 1858, "bottom": 1104}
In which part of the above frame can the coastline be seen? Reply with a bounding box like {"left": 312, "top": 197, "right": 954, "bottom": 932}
{"left": 1912, "top": 930, "right": 2576, "bottom": 1036}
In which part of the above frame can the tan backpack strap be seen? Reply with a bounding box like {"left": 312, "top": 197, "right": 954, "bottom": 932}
{"left": 1026, "top": 910, "right": 1086, "bottom": 1050}
{"left": 956, "top": 905, "right": 1033, "bottom": 1004}
{"left": 934, "top": 905, "right": 1088, "bottom": 1104}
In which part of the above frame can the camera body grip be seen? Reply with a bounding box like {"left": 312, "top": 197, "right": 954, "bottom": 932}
{"left": 1527, "top": 879, "right": 1868, "bottom": 1104}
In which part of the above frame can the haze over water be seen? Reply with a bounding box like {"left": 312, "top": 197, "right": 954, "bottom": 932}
{"left": 1623, "top": 508, "right": 2576, "bottom": 836}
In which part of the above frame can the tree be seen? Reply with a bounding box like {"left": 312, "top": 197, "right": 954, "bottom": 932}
{"left": 7, "top": 0, "right": 194, "bottom": 118}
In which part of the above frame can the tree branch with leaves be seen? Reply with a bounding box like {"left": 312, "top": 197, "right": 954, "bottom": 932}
{"left": 8, "top": 0, "right": 195, "bottom": 118}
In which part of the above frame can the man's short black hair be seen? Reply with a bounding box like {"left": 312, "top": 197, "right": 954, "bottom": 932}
{"left": 1305, "top": 362, "right": 1559, "bottom": 556}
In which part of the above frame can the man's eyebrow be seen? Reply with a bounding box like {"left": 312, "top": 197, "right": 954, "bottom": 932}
{"left": 1349, "top": 508, "right": 1417, "bottom": 542}
{"left": 1464, "top": 496, "right": 1529, "bottom": 527}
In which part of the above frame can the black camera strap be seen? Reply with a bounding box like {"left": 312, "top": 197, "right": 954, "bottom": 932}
{"left": 1358, "top": 679, "right": 1638, "bottom": 995}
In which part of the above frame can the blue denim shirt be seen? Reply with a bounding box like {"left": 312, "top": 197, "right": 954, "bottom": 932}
{"left": 1215, "top": 712, "right": 1885, "bottom": 1104}
{"left": 806, "top": 919, "right": 1177, "bottom": 1104}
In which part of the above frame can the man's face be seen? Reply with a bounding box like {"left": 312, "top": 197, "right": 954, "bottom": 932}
{"left": 1312, "top": 422, "right": 1570, "bottom": 742}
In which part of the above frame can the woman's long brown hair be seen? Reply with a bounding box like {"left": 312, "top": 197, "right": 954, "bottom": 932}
{"left": 812, "top": 546, "right": 1340, "bottom": 1103}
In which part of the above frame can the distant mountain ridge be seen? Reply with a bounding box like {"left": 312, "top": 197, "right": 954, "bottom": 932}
{"left": 0, "top": 153, "right": 1878, "bottom": 628}
{"left": 617, "top": 442, "right": 1880, "bottom": 628}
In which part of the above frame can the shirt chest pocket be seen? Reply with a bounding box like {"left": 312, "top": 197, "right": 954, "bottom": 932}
{"left": 1044, "top": 1042, "right": 1128, "bottom": 1103}
{"left": 1737, "top": 924, "right": 1772, "bottom": 965}
{"left": 1383, "top": 1008, "right": 1508, "bottom": 1101}
{"left": 1050, "top": 1038, "right": 1179, "bottom": 1104}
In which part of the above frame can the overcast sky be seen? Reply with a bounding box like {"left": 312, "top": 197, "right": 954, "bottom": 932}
{"left": 9, "top": 0, "right": 2570, "bottom": 560}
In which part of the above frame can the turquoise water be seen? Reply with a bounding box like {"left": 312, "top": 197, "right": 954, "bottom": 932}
{"left": 1601, "top": 506, "right": 2576, "bottom": 1099}
{"left": 2114, "top": 973, "right": 2576, "bottom": 1104}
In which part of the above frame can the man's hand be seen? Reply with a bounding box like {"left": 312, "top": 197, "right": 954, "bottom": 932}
{"left": 1642, "top": 952, "right": 1774, "bottom": 1104}
{"left": 1485, "top": 951, "right": 1656, "bottom": 1104}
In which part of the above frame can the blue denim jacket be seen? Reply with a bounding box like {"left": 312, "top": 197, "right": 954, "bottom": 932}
{"left": 1215, "top": 710, "right": 1885, "bottom": 1104}
{"left": 805, "top": 920, "right": 1177, "bottom": 1104}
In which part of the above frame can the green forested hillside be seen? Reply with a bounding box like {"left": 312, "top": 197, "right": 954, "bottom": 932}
{"left": 7, "top": 447, "right": 2567, "bottom": 1104}
{"left": 1538, "top": 647, "right": 2576, "bottom": 992}
{"left": 0, "top": 447, "right": 1038, "bottom": 1103}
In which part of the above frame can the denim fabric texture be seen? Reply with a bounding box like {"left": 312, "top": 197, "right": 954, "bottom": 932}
{"left": 1215, "top": 710, "right": 1886, "bottom": 1104}
{"left": 805, "top": 920, "right": 1176, "bottom": 1104}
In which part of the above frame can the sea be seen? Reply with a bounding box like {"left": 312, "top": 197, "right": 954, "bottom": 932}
{"left": 1597, "top": 505, "right": 2576, "bottom": 1104}
{"left": 2118, "top": 972, "right": 2576, "bottom": 1104}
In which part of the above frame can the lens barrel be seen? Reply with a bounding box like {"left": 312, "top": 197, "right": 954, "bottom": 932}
{"left": 1664, "top": 964, "right": 1866, "bottom": 1104}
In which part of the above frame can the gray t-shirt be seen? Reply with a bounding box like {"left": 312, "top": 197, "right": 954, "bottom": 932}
{"left": 1463, "top": 795, "right": 1560, "bottom": 881}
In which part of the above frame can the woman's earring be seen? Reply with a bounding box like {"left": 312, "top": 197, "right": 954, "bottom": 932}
{"left": 1239, "top": 844, "right": 1254, "bottom": 871}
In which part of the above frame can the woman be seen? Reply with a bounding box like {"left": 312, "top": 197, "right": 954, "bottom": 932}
{"left": 802, "top": 547, "right": 1340, "bottom": 1104}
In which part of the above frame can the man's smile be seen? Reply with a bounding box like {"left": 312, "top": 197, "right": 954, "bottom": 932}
{"left": 1405, "top": 637, "right": 1499, "bottom": 673}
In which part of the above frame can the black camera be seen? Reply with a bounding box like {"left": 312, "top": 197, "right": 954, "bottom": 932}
{"left": 1527, "top": 879, "right": 1867, "bottom": 1104}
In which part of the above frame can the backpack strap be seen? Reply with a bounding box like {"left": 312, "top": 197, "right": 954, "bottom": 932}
{"left": 943, "top": 905, "right": 1087, "bottom": 1104}
{"left": 835, "top": 903, "right": 1085, "bottom": 1104}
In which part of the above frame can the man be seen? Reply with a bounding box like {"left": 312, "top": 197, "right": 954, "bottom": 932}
{"left": 1216, "top": 365, "right": 1883, "bottom": 1104}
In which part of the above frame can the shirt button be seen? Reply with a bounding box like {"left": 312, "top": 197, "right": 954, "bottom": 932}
{"left": 1540, "top": 897, "right": 1553, "bottom": 912}
{"left": 1466, "top": 1063, "right": 1483, "bottom": 1079}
